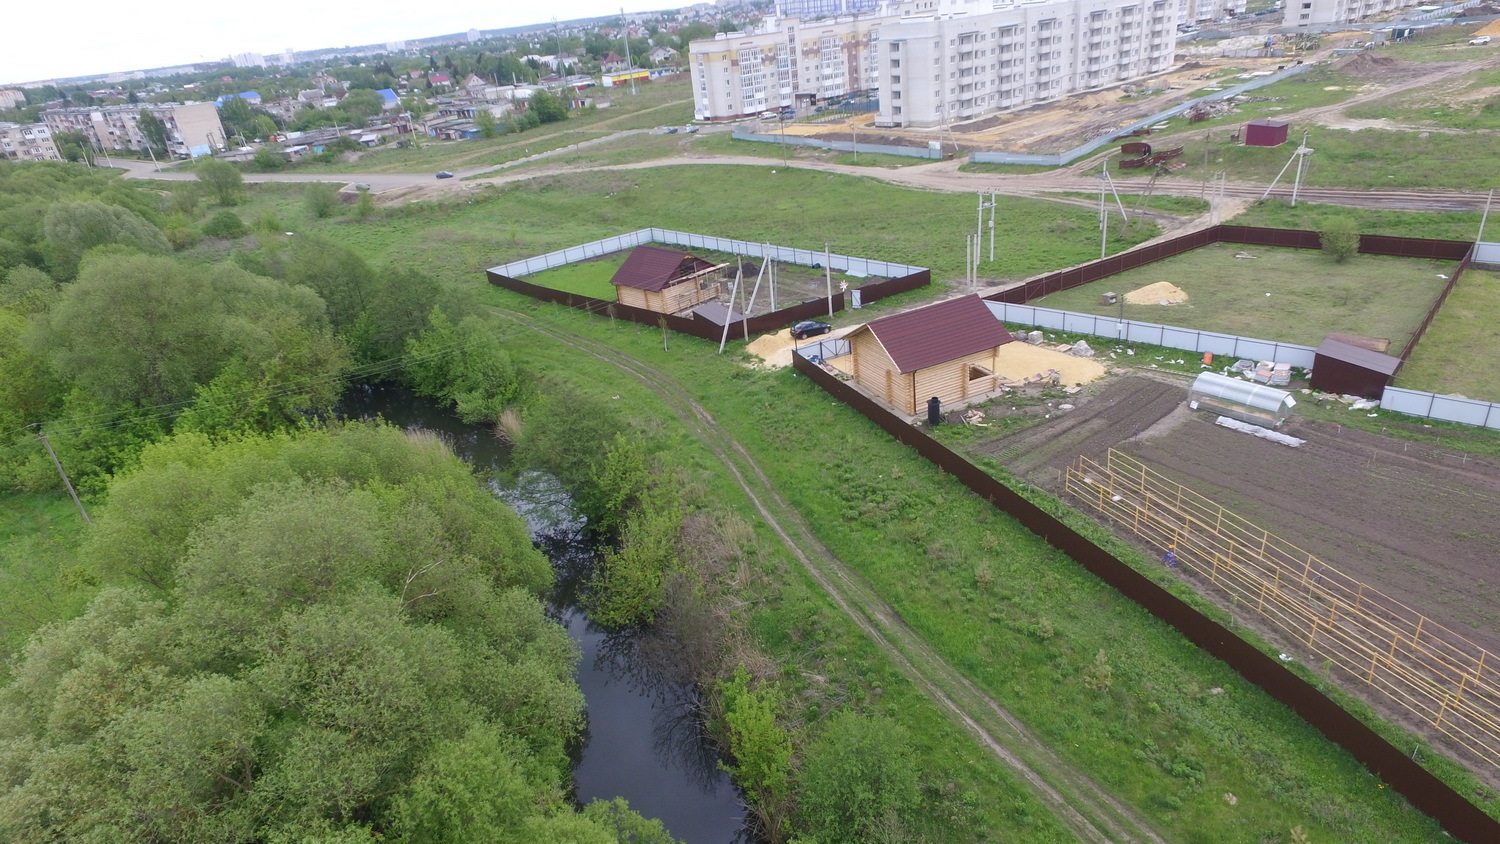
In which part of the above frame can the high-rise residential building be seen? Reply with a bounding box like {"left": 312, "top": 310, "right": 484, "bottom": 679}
{"left": 468, "top": 29, "right": 482, "bottom": 43}
{"left": 231, "top": 52, "right": 266, "bottom": 68}
{"left": 0, "top": 89, "right": 27, "bottom": 110}
{"left": 688, "top": 0, "right": 1178, "bottom": 126}
{"left": 1292, "top": 0, "right": 1417, "bottom": 27}
{"left": 775, "top": 0, "right": 885, "bottom": 16}
{"left": 42, "top": 102, "right": 226, "bottom": 159}
{"left": 0, "top": 123, "right": 61, "bottom": 161}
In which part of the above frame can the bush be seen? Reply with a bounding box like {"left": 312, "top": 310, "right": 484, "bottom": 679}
{"left": 202, "top": 210, "right": 247, "bottom": 238}
{"left": 304, "top": 183, "right": 339, "bottom": 219}
{"left": 1320, "top": 218, "right": 1360, "bottom": 264}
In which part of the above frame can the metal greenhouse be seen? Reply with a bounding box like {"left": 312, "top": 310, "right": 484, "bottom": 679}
{"left": 1188, "top": 372, "right": 1296, "bottom": 428}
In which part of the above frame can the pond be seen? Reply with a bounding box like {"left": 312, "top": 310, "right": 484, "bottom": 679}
{"left": 340, "top": 384, "right": 747, "bottom": 843}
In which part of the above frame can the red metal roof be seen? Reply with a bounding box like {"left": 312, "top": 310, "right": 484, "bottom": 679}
{"left": 609, "top": 245, "right": 717, "bottom": 292}
{"left": 861, "top": 295, "right": 1013, "bottom": 374}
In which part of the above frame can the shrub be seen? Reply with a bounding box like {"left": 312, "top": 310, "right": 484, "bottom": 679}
{"left": 201, "top": 210, "right": 247, "bottom": 238}
{"left": 1319, "top": 218, "right": 1360, "bottom": 263}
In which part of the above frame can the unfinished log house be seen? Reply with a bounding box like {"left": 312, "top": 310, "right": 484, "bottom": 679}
{"left": 609, "top": 245, "right": 725, "bottom": 314}
{"left": 847, "top": 295, "right": 1014, "bottom": 415}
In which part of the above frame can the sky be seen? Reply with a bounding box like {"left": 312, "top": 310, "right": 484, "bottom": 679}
{"left": 3, "top": 1, "right": 672, "bottom": 87}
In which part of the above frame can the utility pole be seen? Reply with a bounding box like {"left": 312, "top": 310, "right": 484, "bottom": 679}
{"left": 825, "top": 243, "right": 834, "bottom": 317}
{"left": 1477, "top": 188, "right": 1495, "bottom": 244}
{"left": 32, "top": 425, "right": 90, "bottom": 525}
{"left": 988, "top": 190, "right": 997, "bottom": 261}
{"left": 621, "top": 8, "right": 638, "bottom": 96}
{"left": 1291, "top": 131, "right": 1311, "bottom": 207}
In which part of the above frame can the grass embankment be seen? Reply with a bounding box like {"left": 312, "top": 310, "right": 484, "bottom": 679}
{"left": 228, "top": 174, "right": 1494, "bottom": 838}
{"left": 0, "top": 492, "right": 92, "bottom": 670}
{"left": 1376, "top": 27, "right": 1500, "bottom": 63}
{"left": 689, "top": 131, "right": 943, "bottom": 168}
{"left": 472, "top": 287, "right": 1461, "bottom": 842}
{"left": 1227, "top": 200, "right": 1485, "bottom": 241}
{"left": 1397, "top": 269, "right": 1500, "bottom": 400}
{"left": 525, "top": 255, "right": 626, "bottom": 298}
{"left": 1032, "top": 242, "right": 1452, "bottom": 349}
{"left": 1346, "top": 65, "right": 1500, "bottom": 131}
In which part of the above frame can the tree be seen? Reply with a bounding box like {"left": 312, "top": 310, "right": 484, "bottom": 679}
{"left": 718, "top": 667, "right": 794, "bottom": 842}
{"left": 529, "top": 89, "right": 567, "bottom": 124}
{"left": 339, "top": 89, "right": 384, "bottom": 128}
{"left": 195, "top": 157, "right": 244, "bottom": 205}
{"left": 253, "top": 143, "right": 285, "bottom": 171}
{"left": 475, "top": 107, "right": 498, "bottom": 139}
{"left": 403, "top": 309, "right": 526, "bottom": 423}
{"left": 201, "top": 209, "right": 247, "bottom": 237}
{"left": 280, "top": 235, "right": 377, "bottom": 329}
{"left": 42, "top": 199, "right": 171, "bottom": 279}
{"left": 304, "top": 183, "right": 339, "bottom": 219}
{"left": 1320, "top": 217, "right": 1360, "bottom": 264}
{"left": 218, "top": 95, "right": 255, "bottom": 140}
{"left": 136, "top": 110, "right": 168, "bottom": 158}
{"left": 796, "top": 712, "right": 921, "bottom": 844}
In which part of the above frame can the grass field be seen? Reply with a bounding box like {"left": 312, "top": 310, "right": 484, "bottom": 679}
{"left": 524, "top": 256, "right": 625, "bottom": 299}
{"left": 1396, "top": 269, "right": 1500, "bottom": 401}
{"left": 1149, "top": 66, "right": 1364, "bottom": 134}
{"left": 499, "top": 131, "right": 690, "bottom": 172}
{"left": 1346, "top": 65, "right": 1500, "bottom": 131}
{"left": 0, "top": 492, "right": 93, "bottom": 670}
{"left": 1032, "top": 242, "right": 1453, "bottom": 348}
{"left": 1227, "top": 200, "right": 1486, "bottom": 241}
{"left": 1375, "top": 27, "right": 1500, "bottom": 63}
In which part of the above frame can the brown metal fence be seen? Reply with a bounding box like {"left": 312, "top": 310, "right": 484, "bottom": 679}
{"left": 791, "top": 350, "right": 1500, "bottom": 842}
{"left": 1397, "top": 247, "right": 1473, "bottom": 371}
{"left": 485, "top": 267, "right": 929, "bottom": 342}
{"left": 1067, "top": 449, "right": 1500, "bottom": 770}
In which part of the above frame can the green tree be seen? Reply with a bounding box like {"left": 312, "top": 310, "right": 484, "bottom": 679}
{"left": 201, "top": 209, "right": 247, "bottom": 237}
{"left": 218, "top": 95, "right": 255, "bottom": 140}
{"left": 195, "top": 157, "right": 244, "bottom": 205}
{"left": 528, "top": 89, "right": 567, "bottom": 124}
{"left": 304, "top": 183, "right": 339, "bottom": 219}
{"left": 253, "top": 144, "right": 285, "bottom": 171}
{"left": 718, "top": 666, "right": 794, "bottom": 842}
{"left": 475, "top": 107, "right": 498, "bottom": 139}
{"left": 136, "top": 110, "right": 168, "bottom": 158}
{"left": 1320, "top": 217, "right": 1360, "bottom": 264}
{"left": 280, "top": 235, "right": 377, "bottom": 329}
{"left": 339, "top": 89, "right": 384, "bottom": 127}
{"left": 796, "top": 712, "right": 921, "bottom": 844}
{"left": 42, "top": 199, "right": 171, "bottom": 279}
{"left": 403, "top": 308, "right": 526, "bottom": 423}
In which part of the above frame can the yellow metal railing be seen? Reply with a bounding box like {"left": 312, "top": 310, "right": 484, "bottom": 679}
{"left": 1065, "top": 449, "right": 1500, "bottom": 770}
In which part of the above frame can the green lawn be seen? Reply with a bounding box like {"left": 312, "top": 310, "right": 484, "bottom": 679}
{"left": 524, "top": 255, "right": 625, "bottom": 299}
{"left": 1396, "top": 269, "right": 1500, "bottom": 401}
{"left": 1227, "top": 200, "right": 1486, "bottom": 241}
{"left": 1376, "top": 27, "right": 1500, "bottom": 62}
{"left": 1033, "top": 242, "right": 1453, "bottom": 349}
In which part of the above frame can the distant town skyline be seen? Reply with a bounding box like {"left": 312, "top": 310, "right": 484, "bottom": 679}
{"left": 4, "top": 2, "right": 677, "bottom": 87}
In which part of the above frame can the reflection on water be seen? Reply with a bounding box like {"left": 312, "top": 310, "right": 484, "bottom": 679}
{"left": 339, "top": 384, "right": 746, "bottom": 843}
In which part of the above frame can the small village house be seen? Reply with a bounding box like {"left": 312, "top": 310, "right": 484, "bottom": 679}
{"left": 846, "top": 295, "right": 1014, "bottom": 415}
{"left": 609, "top": 245, "right": 724, "bottom": 313}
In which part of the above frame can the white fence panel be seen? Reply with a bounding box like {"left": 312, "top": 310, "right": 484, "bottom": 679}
{"left": 797, "top": 338, "right": 851, "bottom": 360}
{"left": 1475, "top": 241, "right": 1500, "bottom": 264}
{"left": 1379, "top": 387, "right": 1500, "bottom": 430}
{"left": 1430, "top": 394, "right": 1498, "bottom": 427}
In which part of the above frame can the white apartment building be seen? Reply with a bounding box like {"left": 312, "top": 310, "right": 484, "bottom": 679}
{"left": 231, "top": 52, "right": 266, "bottom": 68}
{"left": 0, "top": 90, "right": 26, "bottom": 110}
{"left": 690, "top": 15, "right": 886, "bottom": 120}
{"left": 42, "top": 102, "right": 226, "bottom": 159}
{"left": 1292, "top": 0, "right": 1416, "bottom": 27}
{"left": 1180, "top": 0, "right": 1246, "bottom": 23}
{"left": 688, "top": 0, "right": 1178, "bottom": 125}
{"left": 879, "top": 0, "right": 1178, "bottom": 128}
{"left": 0, "top": 123, "right": 60, "bottom": 161}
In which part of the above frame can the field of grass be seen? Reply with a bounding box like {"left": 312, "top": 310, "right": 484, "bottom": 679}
{"left": 1033, "top": 242, "right": 1453, "bottom": 348}
{"left": 1151, "top": 66, "right": 1364, "bottom": 134}
{"left": 1227, "top": 200, "right": 1485, "bottom": 241}
{"left": 299, "top": 164, "right": 1164, "bottom": 288}
{"left": 1118, "top": 125, "right": 1500, "bottom": 190}
{"left": 467, "top": 285, "right": 1463, "bottom": 841}
{"left": 524, "top": 255, "right": 625, "bottom": 299}
{"left": 0, "top": 492, "right": 94, "bottom": 670}
{"left": 1347, "top": 65, "right": 1500, "bottom": 131}
{"left": 1396, "top": 269, "right": 1500, "bottom": 401}
{"left": 1375, "top": 27, "right": 1499, "bottom": 63}
{"left": 497, "top": 131, "right": 690, "bottom": 173}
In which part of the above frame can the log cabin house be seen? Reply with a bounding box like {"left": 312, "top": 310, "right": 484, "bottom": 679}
{"left": 609, "top": 245, "right": 726, "bottom": 314}
{"left": 846, "top": 295, "right": 1014, "bottom": 415}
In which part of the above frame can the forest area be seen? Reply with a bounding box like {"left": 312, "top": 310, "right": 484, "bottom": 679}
{"left": 0, "top": 161, "right": 932, "bottom": 843}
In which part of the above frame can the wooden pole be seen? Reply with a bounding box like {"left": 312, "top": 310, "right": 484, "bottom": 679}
{"left": 33, "top": 425, "right": 90, "bottom": 525}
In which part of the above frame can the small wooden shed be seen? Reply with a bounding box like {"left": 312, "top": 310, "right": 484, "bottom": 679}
{"left": 847, "top": 295, "right": 1014, "bottom": 415}
{"left": 609, "top": 245, "right": 724, "bottom": 314}
{"left": 1310, "top": 337, "right": 1401, "bottom": 399}
{"left": 1244, "top": 118, "right": 1289, "bottom": 147}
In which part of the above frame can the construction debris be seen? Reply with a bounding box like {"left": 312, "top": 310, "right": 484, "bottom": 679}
{"left": 1071, "top": 340, "right": 1096, "bottom": 358}
{"left": 962, "top": 409, "right": 991, "bottom": 426}
{"left": 1216, "top": 415, "right": 1305, "bottom": 447}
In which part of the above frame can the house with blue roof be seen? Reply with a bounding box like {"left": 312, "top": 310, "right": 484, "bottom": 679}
{"left": 376, "top": 88, "right": 399, "bottom": 110}
{"left": 215, "top": 91, "right": 262, "bottom": 106}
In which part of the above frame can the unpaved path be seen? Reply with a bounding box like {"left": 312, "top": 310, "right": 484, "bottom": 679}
{"left": 489, "top": 306, "right": 1164, "bottom": 843}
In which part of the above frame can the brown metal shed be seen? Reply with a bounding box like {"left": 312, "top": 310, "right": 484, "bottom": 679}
{"left": 1310, "top": 337, "right": 1401, "bottom": 398}
{"left": 1244, "top": 118, "right": 1289, "bottom": 147}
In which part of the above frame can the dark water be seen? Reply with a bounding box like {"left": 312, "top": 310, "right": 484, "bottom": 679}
{"left": 339, "top": 384, "right": 746, "bottom": 843}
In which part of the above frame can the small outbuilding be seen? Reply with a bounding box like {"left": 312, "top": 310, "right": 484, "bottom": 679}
{"left": 609, "top": 245, "right": 725, "bottom": 314}
{"left": 846, "top": 295, "right": 1014, "bottom": 415}
{"left": 1189, "top": 372, "right": 1296, "bottom": 428}
{"left": 1310, "top": 337, "right": 1401, "bottom": 399}
{"left": 1244, "top": 118, "right": 1289, "bottom": 147}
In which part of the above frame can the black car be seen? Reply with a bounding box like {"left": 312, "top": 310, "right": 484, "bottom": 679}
{"left": 435, "top": 171, "right": 454, "bottom": 179}
{"left": 790, "top": 320, "right": 832, "bottom": 340}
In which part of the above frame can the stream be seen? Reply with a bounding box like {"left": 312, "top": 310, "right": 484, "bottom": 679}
{"left": 339, "top": 384, "right": 746, "bottom": 843}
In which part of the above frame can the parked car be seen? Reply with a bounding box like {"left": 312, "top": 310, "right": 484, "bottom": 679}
{"left": 790, "top": 320, "right": 833, "bottom": 340}
{"left": 435, "top": 170, "right": 454, "bottom": 179}
{"left": 1471, "top": 36, "right": 1492, "bottom": 45}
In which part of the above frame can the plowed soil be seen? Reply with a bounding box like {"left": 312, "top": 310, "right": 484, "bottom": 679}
{"left": 976, "top": 374, "right": 1500, "bottom": 659}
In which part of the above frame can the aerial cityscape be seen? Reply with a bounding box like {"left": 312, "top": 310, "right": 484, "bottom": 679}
{"left": 2, "top": 0, "right": 1500, "bottom": 841}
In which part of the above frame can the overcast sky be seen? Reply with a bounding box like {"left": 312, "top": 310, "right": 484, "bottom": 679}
{"left": 4, "top": 2, "right": 672, "bottom": 86}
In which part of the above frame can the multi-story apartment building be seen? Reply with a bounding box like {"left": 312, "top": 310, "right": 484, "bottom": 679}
{"left": 878, "top": 0, "right": 1178, "bottom": 128}
{"left": 0, "top": 89, "right": 26, "bottom": 110}
{"left": 1291, "top": 0, "right": 1416, "bottom": 27}
{"left": 689, "top": 0, "right": 1178, "bottom": 126}
{"left": 42, "top": 102, "right": 226, "bottom": 159}
{"left": 1180, "top": 0, "right": 1245, "bottom": 23}
{"left": 690, "top": 14, "right": 885, "bottom": 120}
{"left": 0, "top": 123, "right": 61, "bottom": 161}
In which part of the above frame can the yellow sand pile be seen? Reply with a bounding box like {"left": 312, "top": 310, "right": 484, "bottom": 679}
{"left": 994, "top": 343, "right": 1107, "bottom": 386}
{"left": 1475, "top": 19, "right": 1500, "bottom": 38}
{"left": 1125, "top": 281, "right": 1189, "bottom": 306}
{"left": 746, "top": 329, "right": 798, "bottom": 368}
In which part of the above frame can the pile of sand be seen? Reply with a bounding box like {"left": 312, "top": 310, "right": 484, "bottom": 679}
{"left": 1125, "top": 281, "right": 1189, "bottom": 306}
{"left": 746, "top": 329, "right": 798, "bottom": 368}
{"left": 993, "top": 343, "right": 1107, "bottom": 386}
